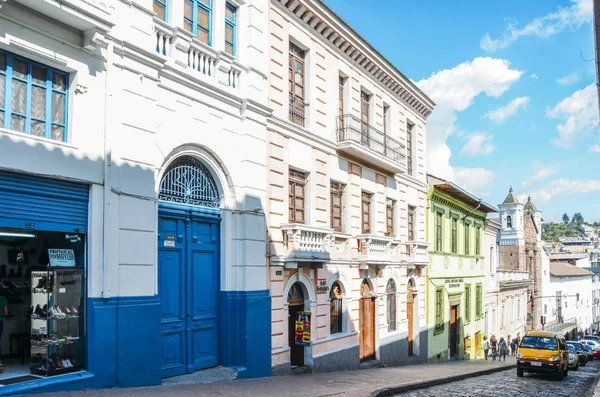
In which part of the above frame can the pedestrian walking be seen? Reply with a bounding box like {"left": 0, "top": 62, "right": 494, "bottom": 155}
{"left": 499, "top": 336, "right": 508, "bottom": 361}
{"left": 482, "top": 336, "right": 490, "bottom": 360}
{"left": 507, "top": 334, "right": 512, "bottom": 355}
{"left": 490, "top": 335, "right": 498, "bottom": 361}
{"left": 510, "top": 337, "right": 517, "bottom": 356}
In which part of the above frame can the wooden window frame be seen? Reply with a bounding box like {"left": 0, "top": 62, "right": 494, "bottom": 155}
{"left": 386, "top": 279, "right": 397, "bottom": 332}
{"left": 475, "top": 226, "right": 481, "bottom": 256}
{"left": 330, "top": 181, "right": 345, "bottom": 232}
{"left": 386, "top": 199, "right": 395, "bottom": 237}
{"left": 360, "top": 91, "right": 370, "bottom": 144}
{"left": 338, "top": 75, "right": 344, "bottom": 119}
{"left": 289, "top": 42, "right": 306, "bottom": 126}
{"left": 406, "top": 122, "right": 414, "bottom": 175}
{"left": 435, "top": 211, "right": 443, "bottom": 252}
{"left": 475, "top": 283, "right": 483, "bottom": 318}
{"left": 435, "top": 287, "right": 444, "bottom": 334}
{"left": 451, "top": 217, "right": 457, "bottom": 254}
{"left": 361, "top": 191, "right": 372, "bottom": 234}
{"left": 464, "top": 222, "right": 470, "bottom": 255}
{"left": 408, "top": 205, "right": 416, "bottom": 241}
{"left": 289, "top": 169, "right": 307, "bottom": 224}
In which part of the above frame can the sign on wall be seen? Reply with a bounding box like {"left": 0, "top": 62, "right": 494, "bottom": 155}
{"left": 317, "top": 279, "right": 328, "bottom": 293}
{"left": 48, "top": 249, "right": 76, "bottom": 267}
{"left": 294, "top": 311, "right": 311, "bottom": 346}
{"left": 445, "top": 278, "right": 464, "bottom": 291}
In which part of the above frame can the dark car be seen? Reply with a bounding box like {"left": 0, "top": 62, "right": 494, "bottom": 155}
{"left": 583, "top": 344, "right": 595, "bottom": 361}
{"left": 567, "top": 341, "right": 587, "bottom": 366}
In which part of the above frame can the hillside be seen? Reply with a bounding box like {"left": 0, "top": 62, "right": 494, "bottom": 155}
{"left": 542, "top": 223, "right": 583, "bottom": 241}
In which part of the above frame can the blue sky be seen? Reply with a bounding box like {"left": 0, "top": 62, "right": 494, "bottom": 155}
{"left": 324, "top": 0, "right": 599, "bottom": 222}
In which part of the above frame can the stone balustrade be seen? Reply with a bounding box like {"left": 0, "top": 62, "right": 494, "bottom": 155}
{"left": 496, "top": 269, "right": 529, "bottom": 283}
{"left": 281, "top": 224, "right": 333, "bottom": 262}
{"left": 356, "top": 235, "right": 394, "bottom": 263}
{"left": 153, "top": 19, "right": 243, "bottom": 90}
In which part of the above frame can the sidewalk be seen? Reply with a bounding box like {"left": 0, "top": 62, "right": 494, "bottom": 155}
{"left": 19, "top": 357, "right": 516, "bottom": 397}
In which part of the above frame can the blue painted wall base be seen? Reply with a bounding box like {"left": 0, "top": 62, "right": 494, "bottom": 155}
{"left": 219, "top": 290, "right": 271, "bottom": 379}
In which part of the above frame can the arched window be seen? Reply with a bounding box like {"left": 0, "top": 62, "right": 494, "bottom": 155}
{"left": 159, "top": 156, "right": 220, "bottom": 208}
{"left": 386, "top": 279, "right": 397, "bottom": 332}
{"left": 507, "top": 215, "right": 512, "bottom": 229}
{"left": 330, "top": 281, "right": 343, "bottom": 334}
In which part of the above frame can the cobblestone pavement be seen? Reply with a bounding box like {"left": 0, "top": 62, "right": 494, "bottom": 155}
{"left": 398, "top": 359, "right": 600, "bottom": 397}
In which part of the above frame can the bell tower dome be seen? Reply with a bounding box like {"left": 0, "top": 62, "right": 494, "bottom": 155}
{"left": 497, "top": 187, "right": 526, "bottom": 270}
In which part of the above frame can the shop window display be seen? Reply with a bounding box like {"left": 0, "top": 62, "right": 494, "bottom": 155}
{"left": 0, "top": 230, "right": 85, "bottom": 382}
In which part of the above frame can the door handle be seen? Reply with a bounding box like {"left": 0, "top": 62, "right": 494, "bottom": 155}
{"left": 178, "top": 235, "right": 184, "bottom": 242}
{"left": 192, "top": 237, "right": 198, "bottom": 243}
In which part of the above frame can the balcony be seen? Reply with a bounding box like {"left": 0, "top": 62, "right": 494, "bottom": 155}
{"left": 278, "top": 224, "right": 333, "bottom": 268}
{"left": 153, "top": 20, "right": 243, "bottom": 90}
{"left": 496, "top": 269, "right": 530, "bottom": 290}
{"left": 406, "top": 240, "right": 430, "bottom": 267}
{"left": 356, "top": 234, "right": 396, "bottom": 266}
{"left": 289, "top": 95, "right": 306, "bottom": 127}
{"left": 336, "top": 114, "right": 406, "bottom": 174}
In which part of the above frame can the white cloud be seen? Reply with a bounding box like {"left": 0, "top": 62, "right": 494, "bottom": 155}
{"left": 556, "top": 72, "right": 580, "bottom": 85}
{"left": 526, "top": 178, "right": 600, "bottom": 203}
{"left": 484, "top": 96, "right": 530, "bottom": 123}
{"left": 454, "top": 167, "right": 495, "bottom": 197}
{"left": 480, "top": 0, "right": 592, "bottom": 52}
{"left": 416, "top": 57, "right": 522, "bottom": 180}
{"left": 590, "top": 143, "right": 600, "bottom": 152}
{"left": 531, "top": 74, "right": 539, "bottom": 79}
{"left": 520, "top": 162, "right": 557, "bottom": 188}
{"left": 547, "top": 83, "right": 598, "bottom": 147}
{"left": 461, "top": 133, "right": 496, "bottom": 156}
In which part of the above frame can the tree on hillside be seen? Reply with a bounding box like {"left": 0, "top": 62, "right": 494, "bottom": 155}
{"left": 571, "top": 213, "right": 584, "bottom": 226}
{"left": 562, "top": 213, "right": 570, "bottom": 224}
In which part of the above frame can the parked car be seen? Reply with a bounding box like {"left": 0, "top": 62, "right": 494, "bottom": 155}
{"left": 581, "top": 340, "right": 600, "bottom": 358}
{"left": 567, "top": 344, "right": 579, "bottom": 370}
{"left": 567, "top": 341, "right": 587, "bottom": 366}
{"left": 584, "top": 335, "right": 600, "bottom": 342}
{"left": 582, "top": 344, "right": 595, "bottom": 362}
{"left": 516, "top": 331, "right": 569, "bottom": 380}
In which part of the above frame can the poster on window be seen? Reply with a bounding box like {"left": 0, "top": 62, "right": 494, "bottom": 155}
{"left": 294, "top": 311, "right": 311, "bottom": 346}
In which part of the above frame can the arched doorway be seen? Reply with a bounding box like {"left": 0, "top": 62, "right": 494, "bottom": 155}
{"left": 157, "top": 156, "right": 221, "bottom": 378}
{"left": 359, "top": 279, "right": 376, "bottom": 361}
{"left": 407, "top": 279, "right": 416, "bottom": 356}
{"left": 288, "top": 282, "right": 305, "bottom": 367}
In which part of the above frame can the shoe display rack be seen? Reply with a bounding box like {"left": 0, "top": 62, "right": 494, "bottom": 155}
{"left": 30, "top": 268, "right": 83, "bottom": 376}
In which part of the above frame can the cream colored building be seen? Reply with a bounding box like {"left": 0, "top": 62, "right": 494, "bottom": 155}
{"left": 266, "top": 0, "right": 434, "bottom": 374}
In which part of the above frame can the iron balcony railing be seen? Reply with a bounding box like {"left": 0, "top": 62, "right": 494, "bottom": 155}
{"left": 336, "top": 114, "right": 406, "bottom": 165}
{"left": 289, "top": 95, "right": 306, "bottom": 127}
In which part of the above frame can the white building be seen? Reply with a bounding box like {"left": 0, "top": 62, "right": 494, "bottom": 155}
{"left": 547, "top": 263, "right": 594, "bottom": 333}
{"left": 0, "top": 0, "right": 272, "bottom": 393}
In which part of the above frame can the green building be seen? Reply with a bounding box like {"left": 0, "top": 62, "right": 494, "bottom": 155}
{"left": 426, "top": 175, "right": 498, "bottom": 362}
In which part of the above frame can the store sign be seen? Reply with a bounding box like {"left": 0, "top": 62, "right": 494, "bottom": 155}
{"left": 294, "top": 311, "right": 311, "bottom": 346}
{"left": 445, "top": 278, "right": 464, "bottom": 290}
{"left": 317, "top": 279, "right": 328, "bottom": 293}
{"left": 48, "top": 249, "right": 76, "bottom": 267}
{"left": 164, "top": 234, "right": 176, "bottom": 247}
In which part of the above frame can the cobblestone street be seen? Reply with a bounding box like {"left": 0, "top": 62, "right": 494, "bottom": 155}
{"left": 398, "top": 359, "right": 600, "bottom": 397}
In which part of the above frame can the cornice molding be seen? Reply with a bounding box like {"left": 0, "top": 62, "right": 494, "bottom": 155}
{"left": 274, "top": 0, "right": 435, "bottom": 119}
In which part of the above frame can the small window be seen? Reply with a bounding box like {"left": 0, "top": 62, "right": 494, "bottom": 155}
{"left": 435, "top": 211, "right": 443, "bottom": 251}
{"left": 451, "top": 218, "right": 457, "bottom": 254}
{"left": 408, "top": 205, "right": 416, "bottom": 241}
{"left": 184, "top": 0, "right": 212, "bottom": 45}
{"left": 330, "top": 181, "right": 345, "bottom": 232}
{"left": 338, "top": 75, "right": 345, "bottom": 120}
{"left": 360, "top": 91, "right": 370, "bottom": 143}
{"left": 153, "top": 0, "right": 167, "bottom": 21}
{"left": 289, "top": 169, "right": 307, "bottom": 224}
{"left": 386, "top": 199, "right": 395, "bottom": 236}
{"left": 289, "top": 42, "right": 306, "bottom": 127}
{"left": 406, "top": 122, "right": 414, "bottom": 175}
{"left": 361, "top": 192, "right": 372, "bottom": 234}
{"left": 386, "top": 279, "right": 397, "bottom": 332}
{"left": 475, "top": 284, "right": 482, "bottom": 318}
{"left": 476, "top": 226, "right": 481, "bottom": 256}
{"left": 383, "top": 104, "right": 390, "bottom": 134}
{"left": 507, "top": 215, "right": 512, "bottom": 229}
{"left": 330, "top": 281, "right": 343, "bottom": 334}
{"left": 225, "top": 3, "right": 236, "bottom": 56}
{"left": 0, "top": 50, "right": 68, "bottom": 142}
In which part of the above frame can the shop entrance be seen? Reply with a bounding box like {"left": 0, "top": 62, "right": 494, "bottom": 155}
{"left": 287, "top": 282, "right": 305, "bottom": 367}
{"left": 449, "top": 305, "right": 458, "bottom": 357}
{"left": 157, "top": 157, "right": 221, "bottom": 378}
{"left": 359, "top": 280, "right": 375, "bottom": 361}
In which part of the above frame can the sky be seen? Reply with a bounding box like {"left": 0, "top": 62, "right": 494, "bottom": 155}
{"left": 323, "top": 0, "right": 599, "bottom": 223}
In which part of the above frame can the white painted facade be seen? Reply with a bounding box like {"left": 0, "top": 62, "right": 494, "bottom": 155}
{"left": 547, "top": 269, "right": 594, "bottom": 333}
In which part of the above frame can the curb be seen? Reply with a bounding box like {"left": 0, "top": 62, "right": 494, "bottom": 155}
{"left": 586, "top": 367, "right": 600, "bottom": 397}
{"left": 371, "top": 364, "right": 517, "bottom": 396}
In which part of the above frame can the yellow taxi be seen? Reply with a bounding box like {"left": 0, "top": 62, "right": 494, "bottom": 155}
{"left": 516, "top": 331, "right": 569, "bottom": 380}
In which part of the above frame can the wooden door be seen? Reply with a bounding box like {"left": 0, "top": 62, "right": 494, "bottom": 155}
{"left": 359, "top": 280, "right": 375, "bottom": 361}
{"left": 407, "top": 282, "right": 414, "bottom": 356}
{"left": 449, "top": 305, "right": 458, "bottom": 357}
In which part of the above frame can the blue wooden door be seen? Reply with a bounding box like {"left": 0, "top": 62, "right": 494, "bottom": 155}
{"left": 187, "top": 214, "right": 219, "bottom": 372}
{"left": 159, "top": 207, "right": 220, "bottom": 378}
{"left": 158, "top": 211, "right": 187, "bottom": 378}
